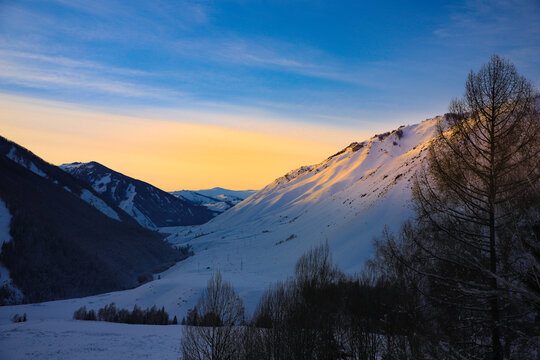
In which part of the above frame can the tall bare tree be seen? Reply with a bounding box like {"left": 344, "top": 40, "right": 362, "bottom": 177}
{"left": 376, "top": 55, "right": 539, "bottom": 359}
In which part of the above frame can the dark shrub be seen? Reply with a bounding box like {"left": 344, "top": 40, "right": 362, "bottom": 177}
{"left": 11, "top": 313, "right": 27, "bottom": 323}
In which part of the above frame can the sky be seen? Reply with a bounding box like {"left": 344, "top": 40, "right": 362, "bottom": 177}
{"left": 1, "top": 0, "right": 539, "bottom": 190}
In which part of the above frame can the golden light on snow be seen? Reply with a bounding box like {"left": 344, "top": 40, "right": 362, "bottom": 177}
{"left": 0, "top": 94, "right": 371, "bottom": 190}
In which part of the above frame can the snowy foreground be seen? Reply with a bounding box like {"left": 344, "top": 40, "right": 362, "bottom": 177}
{"left": 0, "top": 249, "right": 284, "bottom": 359}
{"left": 0, "top": 320, "right": 182, "bottom": 359}
{"left": 0, "top": 118, "right": 439, "bottom": 359}
{"left": 0, "top": 254, "right": 272, "bottom": 359}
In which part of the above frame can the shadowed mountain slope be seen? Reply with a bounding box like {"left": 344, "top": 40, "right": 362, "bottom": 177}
{"left": 0, "top": 136, "right": 186, "bottom": 303}
{"left": 61, "top": 161, "right": 215, "bottom": 229}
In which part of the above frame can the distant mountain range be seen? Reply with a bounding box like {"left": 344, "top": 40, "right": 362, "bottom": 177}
{"left": 170, "top": 188, "right": 256, "bottom": 213}
{"left": 60, "top": 162, "right": 215, "bottom": 229}
{"left": 0, "top": 136, "right": 185, "bottom": 304}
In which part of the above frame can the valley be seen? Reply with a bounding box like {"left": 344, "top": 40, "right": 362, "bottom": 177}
{"left": 0, "top": 116, "right": 440, "bottom": 358}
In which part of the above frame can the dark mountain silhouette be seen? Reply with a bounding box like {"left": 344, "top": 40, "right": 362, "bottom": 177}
{"left": 0, "top": 136, "right": 186, "bottom": 304}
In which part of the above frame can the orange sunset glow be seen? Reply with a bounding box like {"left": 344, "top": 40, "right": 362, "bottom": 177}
{"left": 0, "top": 94, "right": 371, "bottom": 190}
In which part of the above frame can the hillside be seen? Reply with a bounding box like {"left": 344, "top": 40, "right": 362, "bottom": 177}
{"left": 166, "top": 117, "right": 439, "bottom": 275}
{"left": 0, "top": 136, "right": 186, "bottom": 304}
{"left": 61, "top": 162, "right": 215, "bottom": 229}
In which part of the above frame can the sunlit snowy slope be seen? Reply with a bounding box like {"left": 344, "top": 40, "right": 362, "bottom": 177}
{"left": 167, "top": 116, "right": 439, "bottom": 275}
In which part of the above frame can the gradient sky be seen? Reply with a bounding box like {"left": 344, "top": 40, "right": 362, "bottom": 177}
{"left": 1, "top": 0, "right": 539, "bottom": 190}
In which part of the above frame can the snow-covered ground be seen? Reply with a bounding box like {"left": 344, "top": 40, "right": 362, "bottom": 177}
{"left": 166, "top": 117, "right": 438, "bottom": 275}
{"left": 6, "top": 146, "right": 47, "bottom": 178}
{"left": 0, "top": 197, "right": 23, "bottom": 304}
{"left": 79, "top": 189, "right": 121, "bottom": 221}
{"left": 0, "top": 320, "right": 182, "bottom": 360}
{"left": 0, "top": 117, "right": 440, "bottom": 359}
{"left": 0, "top": 258, "right": 266, "bottom": 359}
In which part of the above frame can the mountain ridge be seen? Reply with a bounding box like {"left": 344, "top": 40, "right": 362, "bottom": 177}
{"left": 165, "top": 116, "right": 440, "bottom": 277}
{"left": 0, "top": 136, "right": 185, "bottom": 304}
{"left": 61, "top": 161, "right": 215, "bottom": 229}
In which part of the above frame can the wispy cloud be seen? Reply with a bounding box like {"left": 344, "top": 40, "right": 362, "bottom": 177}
{"left": 434, "top": 0, "right": 540, "bottom": 45}
{"left": 50, "top": 0, "right": 209, "bottom": 30}
{"left": 2, "top": 0, "right": 537, "bottom": 137}
{"left": 0, "top": 55, "right": 186, "bottom": 100}
{"left": 0, "top": 45, "right": 369, "bottom": 120}
{"left": 0, "top": 49, "right": 150, "bottom": 77}
{"left": 0, "top": 1, "right": 352, "bottom": 84}
{"left": 211, "top": 38, "right": 321, "bottom": 69}
{"left": 0, "top": 44, "right": 432, "bottom": 127}
{"left": 170, "top": 36, "right": 370, "bottom": 85}
{"left": 0, "top": 47, "right": 380, "bottom": 129}
{"left": 0, "top": 1, "right": 209, "bottom": 48}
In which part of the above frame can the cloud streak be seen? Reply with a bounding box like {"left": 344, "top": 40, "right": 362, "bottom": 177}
{"left": 434, "top": 0, "right": 540, "bottom": 45}
{"left": 169, "top": 36, "right": 379, "bottom": 86}
{"left": 0, "top": 1, "right": 379, "bottom": 91}
{"left": 0, "top": 55, "right": 186, "bottom": 100}
{"left": 0, "top": 49, "right": 151, "bottom": 77}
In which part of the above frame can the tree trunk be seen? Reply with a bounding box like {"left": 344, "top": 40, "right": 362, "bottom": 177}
{"left": 489, "top": 81, "right": 503, "bottom": 360}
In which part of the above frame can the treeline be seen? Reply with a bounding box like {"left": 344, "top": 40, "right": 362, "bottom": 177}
{"left": 73, "top": 302, "right": 177, "bottom": 325}
{"left": 181, "top": 244, "right": 424, "bottom": 359}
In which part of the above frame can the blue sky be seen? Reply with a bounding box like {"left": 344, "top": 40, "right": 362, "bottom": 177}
{"left": 1, "top": 0, "right": 539, "bottom": 127}
{"left": 1, "top": 0, "right": 539, "bottom": 189}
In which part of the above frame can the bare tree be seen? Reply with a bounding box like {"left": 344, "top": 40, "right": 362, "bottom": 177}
{"left": 380, "top": 55, "right": 540, "bottom": 359}
{"left": 294, "top": 240, "right": 341, "bottom": 289}
{"left": 372, "top": 55, "right": 540, "bottom": 359}
{"left": 180, "top": 271, "right": 245, "bottom": 360}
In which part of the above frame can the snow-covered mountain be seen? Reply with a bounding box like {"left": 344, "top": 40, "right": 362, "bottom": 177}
{"left": 166, "top": 117, "right": 439, "bottom": 276}
{"left": 171, "top": 188, "right": 256, "bottom": 213}
{"left": 61, "top": 162, "right": 215, "bottom": 229}
{"left": 0, "top": 117, "right": 441, "bottom": 358}
{"left": 0, "top": 136, "right": 183, "bottom": 304}
{"left": 2, "top": 140, "right": 125, "bottom": 222}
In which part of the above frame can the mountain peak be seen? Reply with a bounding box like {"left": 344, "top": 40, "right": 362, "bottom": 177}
{"left": 62, "top": 161, "right": 215, "bottom": 229}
